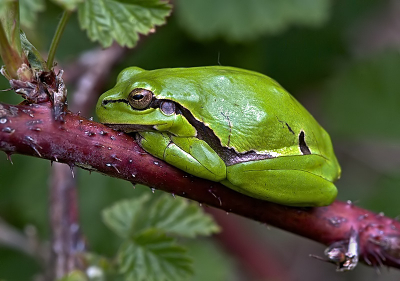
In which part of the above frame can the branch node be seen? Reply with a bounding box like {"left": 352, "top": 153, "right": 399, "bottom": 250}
{"left": 310, "top": 227, "right": 359, "bottom": 271}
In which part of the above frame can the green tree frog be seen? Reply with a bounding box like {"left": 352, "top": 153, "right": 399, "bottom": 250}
{"left": 96, "top": 66, "right": 341, "bottom": 207}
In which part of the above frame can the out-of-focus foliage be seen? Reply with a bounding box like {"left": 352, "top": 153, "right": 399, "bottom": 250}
{"left": 20, "top": 0, "right": 45, "bottom": 28}
{"left": 57, "top": 271, "right": 88, "bottom": 281}
{"left": 1, "top": 0, "right": 400, "bottom": 280}
{"left": 100, "top": 194, "right": 219, "bottom": 281}
{"left": 53, "top": 0, "right": 83, "bottom": 11}
{"left": 325, "top": 51, "right": 400, "bottom": 139}
{"left": 19, "top": 0, "right": 81, "bottom": 28}
{"left": 175, "top": 0, "right": 331, "bottom": 41}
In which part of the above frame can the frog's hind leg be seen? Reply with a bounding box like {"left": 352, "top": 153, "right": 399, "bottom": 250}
{"left": 222, "top": 156, "right": 338, "bottom": 207}
{"left": 138, "top": 131, "right": 227, "bottom": 182}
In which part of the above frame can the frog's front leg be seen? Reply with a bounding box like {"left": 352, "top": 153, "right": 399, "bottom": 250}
{"left": 138, "top": 131, "right": 226, "bottom": 181}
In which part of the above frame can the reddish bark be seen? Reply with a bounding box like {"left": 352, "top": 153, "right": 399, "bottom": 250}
{"left": 1, "top": 102, "right": 400, "bottom": 270}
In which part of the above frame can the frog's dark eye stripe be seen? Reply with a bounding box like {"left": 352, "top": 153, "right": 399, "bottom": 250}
{"left": 101, "top": 99, "right": 127, "bottom": 106}
{"left": 128, "top": 88, "right": 153, "bottom": 109}
{"left": 299, "top": 130, "right": 311, "bottom": 155}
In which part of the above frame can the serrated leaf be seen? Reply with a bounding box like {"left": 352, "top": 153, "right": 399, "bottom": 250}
{"left": 77, "top": 0, "right": 171, "bottom": 48}
{"left": 102, "top": 194, "right": 150, "bottom": 238}
{"left": 52, "top": 0, "right": 84, "bottom": 11}
{"left": 175, "top": 0, "right": 331, "bottom": 41}
{"left": 118, "top": 228, "right": 193, "bottom": 281}
{"left": 147, "top": 195, "right": 220, "bottom": 238}
{"left": 20, "top": 0, "right": 45, "bottom": 28}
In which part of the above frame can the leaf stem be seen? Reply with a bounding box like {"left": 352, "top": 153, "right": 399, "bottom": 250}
{"left": 47, "top": 11, "right": 71, "bottom": 70}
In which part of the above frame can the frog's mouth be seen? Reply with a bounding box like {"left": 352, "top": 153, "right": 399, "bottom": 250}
{"left": 104, "top": 123, "right": 155, "bottom": 133}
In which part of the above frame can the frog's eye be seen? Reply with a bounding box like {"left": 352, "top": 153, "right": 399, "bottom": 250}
{"left": 128, "top": 88, "right": 153, "bottom": 109}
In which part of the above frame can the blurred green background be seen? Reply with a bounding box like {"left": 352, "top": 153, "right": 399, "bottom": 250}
{"left": 1, "top": 0, "right": 400, "bottom": 280}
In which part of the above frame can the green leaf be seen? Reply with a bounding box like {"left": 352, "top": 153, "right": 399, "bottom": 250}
{"left": 103, "top": 193, "right": 219, "bottom": 239}
{"left": 175, "top": 0, "right": 331, "bottom": 41}
{"left": 118, "top": 229, "right": 193, "bottom": 281}
{"left": 324, "top": 51, "right": 400, "bottom": 139}
{"left": 77, "top": 0, "right": 171, "bottom": 48}
{"left": 147, "top": 195, "right": 220, "bottom": 238}
{"left": 52, "top": 0, "right": 84, "bottom": 11}
{"left": 20, "top": 31, "right": 46, "bottom": 70}
{"left": 102, "top": 194, "right": 220, "bottom": 280}
{"left": 102, "top": 194, "right": 150, "bottom": 238}
{"left": 19, "top": 0, "right": 45, "bottom": 29}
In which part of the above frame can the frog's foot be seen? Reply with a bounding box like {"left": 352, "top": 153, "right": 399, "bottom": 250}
{"left": 138, "top": 131, "right": 226, "bottom": 181}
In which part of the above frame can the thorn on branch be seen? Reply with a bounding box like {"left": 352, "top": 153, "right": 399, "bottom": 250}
{"left": 367, "top": 234, "right": 400, "bottom": 268}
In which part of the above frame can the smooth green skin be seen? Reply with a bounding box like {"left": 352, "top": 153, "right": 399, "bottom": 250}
{"left": 96, "top": 66, "right": 341, "bottom": 207}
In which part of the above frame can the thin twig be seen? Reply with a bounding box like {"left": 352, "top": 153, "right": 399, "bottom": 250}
{"left": 49, "top": 163, "right": 85, "bottom": 279}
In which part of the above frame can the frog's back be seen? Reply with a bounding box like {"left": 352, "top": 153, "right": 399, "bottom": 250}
{"left": 137, "top": 66, "right": 330, "bottom": 159}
